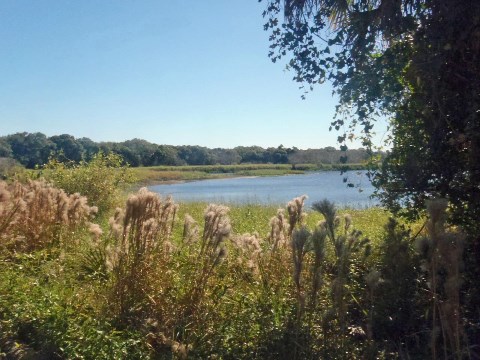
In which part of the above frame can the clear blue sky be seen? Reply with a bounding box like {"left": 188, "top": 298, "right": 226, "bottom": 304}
{"left": 1, "top": 0, "right": 385, "bottom": 149}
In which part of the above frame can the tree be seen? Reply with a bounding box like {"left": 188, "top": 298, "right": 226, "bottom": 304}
{"left": 121, "top": 138, "right": 159, "bottom": 166}
{"left": 0, "top": 137, "right": 12, "bottom": 158}
{"left": 150, "top": 145, "right": 182, "bottom": 166}
{"left": 234, "top": 146, "right": 267, "bottom": 163}
{"left": 109, "top": 144, "right": 141, "bottom": 167}
{"left": 266, "top": 145, "right": 291, "bottom": 164}
{"left": 374, "top": 1, "right": 480, "bottom": 236}
{"left": 210, "top": 148, "right": 241, "bottom": 165}
{"left": 6, "top": 132, "right": 56, "bottom": 168}
{"left": 261, "top": 0, "right": 480, "bottom": 235}
{"left": 177, "top": 146, "right": 214, "bottom": 165}
{"left": 49, "top": 134, "right": 84, "bottom": 162}
{"left": 77, "top": 137, "right": 100, "bottom": 161}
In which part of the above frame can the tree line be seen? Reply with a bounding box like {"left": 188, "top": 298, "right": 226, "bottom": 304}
{"left": 0, "top": 132, "right": 372, "bottom": 168}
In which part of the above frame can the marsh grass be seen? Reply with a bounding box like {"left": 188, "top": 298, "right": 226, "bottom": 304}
{"left": 131, "top": 163, "right": 371, "bottom": 186}
{"left": 130, "top": 164, "right": 320, "bottom": 185}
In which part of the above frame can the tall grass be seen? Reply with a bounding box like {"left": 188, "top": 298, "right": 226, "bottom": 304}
{"left": 0, "top": 179, "right": 97, "bottom": 251}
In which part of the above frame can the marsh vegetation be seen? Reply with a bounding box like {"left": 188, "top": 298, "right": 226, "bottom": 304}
{"left": 0, "top": 155, "right": 475, "bottom": 359}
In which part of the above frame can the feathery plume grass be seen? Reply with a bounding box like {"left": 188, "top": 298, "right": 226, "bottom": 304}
{"left": 201, "top": 204, "right": 231, "bottom": 256}
{"left": 182, "top": 214, "right": 199, "bottom": 244}
{"left": 310, "top": 225, "right": 327, "bottom": 308}
{"left": 88, "top": 222, "right": 103, "bottom": 244}
{"left": 108, "top": 187, "right": 179, "bottom": 322}
{"left": 312, "top": 198, "right": 371, "bottom": 352}
{"left": 179, "top": 204, "right": 232, "bottom": 324}
{"left": 196, "top": 204, "right": 231, "bottom": 285}
{"left": 292, "top": 226, "right": 310, "bottom": 311}
{"left": 231, "top": 232, "right": 262, "bottom": 273}
{"left": 267, "top": 208, "right": 289, "bottom": 250}
{"left": 287, "top": 195, "right": 308, "bottom": 236}
{"left": 0, "top": 180, "right": 97, "bottom": 251}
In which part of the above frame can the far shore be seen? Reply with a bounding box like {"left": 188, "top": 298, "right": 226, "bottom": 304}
{"left": 130, "top": 163, "right": 371, "bottom": 187}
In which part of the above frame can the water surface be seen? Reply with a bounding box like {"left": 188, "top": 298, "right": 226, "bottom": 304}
{"left": 149, "top": 171, "right": 378, "bottom": 208}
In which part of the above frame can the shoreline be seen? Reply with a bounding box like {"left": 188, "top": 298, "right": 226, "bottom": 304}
{"left": 133, "top": 168, "right": 372, "bottom": 187}
{"left": 134, "top": 174, "right": 261, "bottom": 187}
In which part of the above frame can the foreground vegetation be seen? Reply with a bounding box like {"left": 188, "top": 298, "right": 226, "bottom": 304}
{"left": 1, "top": 156, "right": 476, "bottom": 359}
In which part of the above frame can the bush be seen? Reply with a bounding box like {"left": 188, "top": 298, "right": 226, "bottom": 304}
{"left": 43, "top": 152, "right": 134, "bottom": 214}
{"left": 0, "top": 157, "right": 23, "bottom": 180}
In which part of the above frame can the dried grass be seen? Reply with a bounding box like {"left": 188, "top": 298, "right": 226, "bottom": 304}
{"left": 108, "top": 187, "right": 179, "bottom": 322}
{"left": 0, "top": 180, "right": 97, "bottom": 251}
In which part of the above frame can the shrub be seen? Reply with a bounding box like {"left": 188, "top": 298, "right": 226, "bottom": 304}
{"left": 0, "top": 157, "right": 23, "bottom": 180}
{"left": 43, "top": 152, "right": 134, "bottom": 214}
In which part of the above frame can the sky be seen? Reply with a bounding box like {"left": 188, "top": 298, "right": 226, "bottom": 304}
{"left": 0, "top": 0, "right": 387, "bottom": 149}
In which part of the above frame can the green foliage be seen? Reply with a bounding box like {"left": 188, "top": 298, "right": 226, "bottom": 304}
{"left": 373, "top": 1, "right": 480, "bottom": 237}
{"left": 5, "top": 132, "right": 55, "bottom": 168}
{"left": 261, "top": 0, "right": 412, "bottom": 147}
{"left": 0, "top": 251, "right": 150, "bottom": 359}
{"left": 0, "top": 157, "right": 23, "bottom": 180}
{"left": 0, "top": 138, "right": 12, "bottom": 158}
{"left": 42, "top": 152, "right": 134, "bottom": 214}
{"left": 372, "top": 218, "right": 425, "bottom": 357}
{"left": 49, "top": 134, "right": 84, "bottom": 163}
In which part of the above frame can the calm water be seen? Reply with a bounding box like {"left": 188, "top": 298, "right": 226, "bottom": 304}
{"left": 149, "top": 171, "right": 378, "bottom": 208}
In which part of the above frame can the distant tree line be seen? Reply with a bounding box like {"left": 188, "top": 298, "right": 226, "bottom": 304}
{"left": 0, "top": 132, "right": 373, "bottom": 168}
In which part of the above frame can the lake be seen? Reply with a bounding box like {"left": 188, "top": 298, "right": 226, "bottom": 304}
{"left": 149, "top": 171, "right": 379, "bottom": 208}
